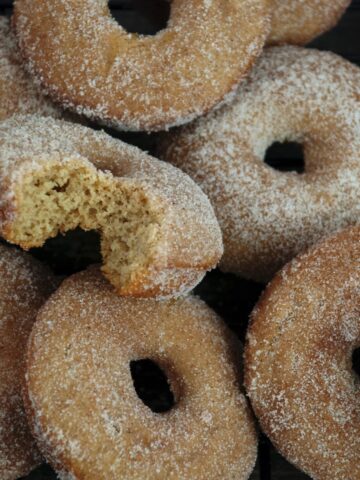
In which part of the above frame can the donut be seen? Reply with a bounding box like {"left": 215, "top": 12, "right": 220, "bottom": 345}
{"left": 158, "top": 46, "right": 360, "bottom": 283}
{"left": 12, "top": 0, "right": 270, "bottom": 132}
{"left": 268, "top": 0, "right": 351, "bottom": 45}
{"left": 24, "top": 267, "right": 258, "bottom": 480}
{"left": 244, "top": 226, "right": 360, "bottom": 480}
{"left": 0, "top": 115, "right": 223, "bottom": 298}
{"left": 0, "top": 16, "right": 61, "bottom": 121}
{"left": 0, "top": 243, "right": 57, "bottom": 480}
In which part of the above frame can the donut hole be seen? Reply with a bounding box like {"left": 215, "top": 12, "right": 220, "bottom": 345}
{"left": 264, "top": 141, "right": 305, "bottom": 173}
{"left": 130, "top": 359, "right": 175, "bottom": 413}
{"left": 30, "top": 228, "right": 101, "bottom": 275}
{"left": 110, "top": 0, "right": 170, "bottom": 36}
{"left": 352, "top": 348, "right": 360, "bottom": 377}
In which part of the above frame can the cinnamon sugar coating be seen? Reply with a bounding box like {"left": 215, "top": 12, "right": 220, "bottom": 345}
{"left": 0, "top": 244, "right": 57, "bottom": 480}
{"left": 0, "top": 115, "right": 223, "bottom": 298}
{"left": 268, "top": 0, "right": 351, "bottom": 45}
{"left": 245, "top": 227, "right": 360, "bottom": 480}
{"left": 158, "top": 47, "right": 360, "bottom": 282}
{"left": 12, "top": 0, "right": 270, "bottom": 132}
{"left": 0, "top": 16, "right": 61, "bottom": 121}
{"left": 25, "top": 267, "right": 258, "bottom": 479}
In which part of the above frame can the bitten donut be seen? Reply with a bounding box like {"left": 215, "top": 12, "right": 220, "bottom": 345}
{"left": 159, "top": 47, "right": 360, "bottom": 283}
{"left": 0, "top": 115, "right": 222, "bottom": 298}
{"left": 0, "top": 244, "right": 57, "bottom": 480}
{"left": 268, "top": 0, "right": 351, "bottom": 45}
{"left": 0, "top": 16, "right": 60, "bottom": 121}
{"left": 245, "top": 227, "right": 360, "bottom": 480}
{"left": 25, "top": 267, "right": 258, "bottom": 480}
{"left": 12, "top": 0, "right": 270, "bottom": 132}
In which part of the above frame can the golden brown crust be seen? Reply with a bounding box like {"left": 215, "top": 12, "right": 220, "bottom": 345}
{"left": 25, "top": 267, "right": 258, "bottom": 479}
{"left": 0, "top": 115, "right": 223, "bottom": 298}
{"left": 244, "top": 227, "right": 360, "bottom": 479}
{"left": 0, "top": 244, "right": 57, "bottom": 480}
{"left": 158, "top": 46, "right": 360, "bottom": 282}
{"left": 12, "top": 0, "right": 270, "bottom": 132}
{"left": 268, "top": 0, "right": 351, "bottom": 45}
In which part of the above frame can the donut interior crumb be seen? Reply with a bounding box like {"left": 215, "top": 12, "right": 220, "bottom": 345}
{"left": 11, "top": 161, "right": 163, "bottom": 290}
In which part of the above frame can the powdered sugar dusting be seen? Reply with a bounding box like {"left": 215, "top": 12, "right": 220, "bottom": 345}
{"left": 0, "top": 244, "right": 57, "bottom": 479}
{"left": 0, "top": 114, "right": 223, "bottom": 298}
{"left": 0, "top": 16, "right": 61, "bottom": 121}
{"left": 13, "top": 0, "right": 270, "bottom": 131}
{"left": 245, "top": 227, "right": 360, "bottom": 480}
{"left": 159, "top": 46, "right": 360, "bottom": 282}
{"left": 25, "top": 267, "right": 258, "bottom": 479}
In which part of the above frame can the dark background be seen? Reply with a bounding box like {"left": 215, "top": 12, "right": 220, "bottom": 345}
{"left": 0, "top": 0, "right": 359, "bottom": 479}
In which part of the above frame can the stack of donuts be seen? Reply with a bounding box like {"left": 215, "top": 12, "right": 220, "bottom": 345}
{"left": 0, "top": 1, "right": 358, "bottom": 479}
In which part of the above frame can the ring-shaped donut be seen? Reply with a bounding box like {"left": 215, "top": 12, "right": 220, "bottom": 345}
{"left": 13, "top": 0, "right": 270, "bottom": 132}
{"left": 158, "top": 46, "right": 360, "bottom": 282}
{"left": 0, "top": 115, "right": 222, "bottom": 298}
{"left": 245, "top": 227, "right": 360, "bottom": 480}
{"left": 25, "top": 267, "right": 258, "bottom": 480}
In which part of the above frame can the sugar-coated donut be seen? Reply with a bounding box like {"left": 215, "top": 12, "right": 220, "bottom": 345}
{"left": 244, "top": 227, "right": 360, "bottom": 480}
{"left": 0, "top": 115, "right": 222, "bottom": 298}
{"left": 12, "top": 0, "right": 270, "bottom": 132}
{"left": 25, "top": 267, "right": 258, "bottom": 480}
{"left": 0, "top": 243, "right": 57, "bottom": 480}
{"left": 268, "top": 0, "right": 351, "bottom": 45}
{"left": 0, "top": 16, "right": 60, "bottom": 121}
{"left": 158, "top": 47, "right": 360, "bottom": 283}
